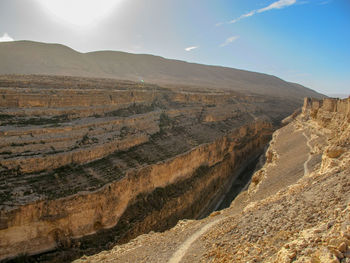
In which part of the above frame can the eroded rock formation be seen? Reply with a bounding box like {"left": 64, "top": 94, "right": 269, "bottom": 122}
{"left": 73, "top": 97, "right": 349, "bottom": 263}
{"left": 0, "top": 75, "right": 299, "bottom": 261}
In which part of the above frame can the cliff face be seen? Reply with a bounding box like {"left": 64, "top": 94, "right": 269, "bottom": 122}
{"left": 0, "top": 121, "right": 272, "bottom": 260}
{"left": 74, "top": 97, "right": 350, "bottom": 263}
{"left": 0, "top": 75, "right": 297, "bottom": 261}
{"left": 302, "top": 97, "right": 350, "bottom": 125}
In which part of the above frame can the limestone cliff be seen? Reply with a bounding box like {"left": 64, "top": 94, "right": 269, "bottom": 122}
{"left": 74, "top": 97, "right": 349, "bottom": 263}
{"left": 0, "top": 120, "right": 274, "bottom": 260}
{"left": 0, "top": 75, "right": 299, "bottom": 261}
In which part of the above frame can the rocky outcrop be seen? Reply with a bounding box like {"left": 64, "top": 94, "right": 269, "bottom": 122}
{"left": 302, "top": 96, "right": 350, "bottom": 125}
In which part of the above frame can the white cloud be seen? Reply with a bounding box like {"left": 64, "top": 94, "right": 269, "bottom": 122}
{"left": 185, "top": 46, "right": 199, "bottom": 52}
{"left": 227, "top": 0, "right": 297, "bottom": 24}
{"left": 242, "top": 10, "right": 256, "bottom": 17}
{"left": 0, "top": 33, "right": 14, "bottom": 42}
{"left": 230, "top": 10, "right": 257, "bottom": 24}
{"left": 258, "top": 0, "right": 296, "bottom": 12}
{"left": 220, "top": 36, "right": 239, "bottom": 47}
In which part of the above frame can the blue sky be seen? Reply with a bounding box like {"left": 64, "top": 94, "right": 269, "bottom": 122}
{"left": 0, "top": 0, "right": 349, "bottom": 95}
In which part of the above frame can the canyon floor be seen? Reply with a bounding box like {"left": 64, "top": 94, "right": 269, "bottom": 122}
{"left": 75, "top": 98, "right": 350, "bottom": 263}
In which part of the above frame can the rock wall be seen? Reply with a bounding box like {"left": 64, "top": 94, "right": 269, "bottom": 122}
{"left": 302, "top": 97, "right": 350, "bottom": 123}
{"left": 0, "top": 75, "right": 298, "bottom": 261}
{"left": 68, "top": 96, "right": 349, "bottom": 263}
{"left": 0, "top": 120, "right": 272, "bottom": 260}
{"left": 0, "top": 112, "right": 160, "bottom": 173}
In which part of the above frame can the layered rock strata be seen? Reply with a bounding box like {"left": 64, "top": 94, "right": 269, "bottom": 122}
{"left": 0, "top": 75, "right": 298, "bottom": 261}
{"left": 74, "top": 97, "right": 349, "bottom": 263}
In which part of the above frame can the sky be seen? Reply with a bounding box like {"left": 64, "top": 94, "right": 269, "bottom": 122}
{"left": 0, "top": 0, "right": 349, "bottom": 96}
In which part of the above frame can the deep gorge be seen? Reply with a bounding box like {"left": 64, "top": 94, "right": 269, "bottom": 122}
{"left": 12, "top": 121, "right": 272, "bottom": 263}
{"left": 0, "top": 75, "right": 299, "bottom": 262}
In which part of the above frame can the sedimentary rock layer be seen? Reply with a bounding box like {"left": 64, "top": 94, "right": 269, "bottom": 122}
{"left": 0, "top": 75, "right": 297, "bottom": 261}
{"left": 74, "top": 97, "right": 349, "bottom": 263}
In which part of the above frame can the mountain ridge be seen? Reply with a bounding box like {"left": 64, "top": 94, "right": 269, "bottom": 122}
{"left": 0, "top": 40, "right": 324, "bottom": 100}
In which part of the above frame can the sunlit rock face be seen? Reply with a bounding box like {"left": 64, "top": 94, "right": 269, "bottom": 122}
{"left": 0, "top": 75, "right": 299, "bottom": 261}
{"left": 71, "top": 97, "right": 349, "bottom": 263}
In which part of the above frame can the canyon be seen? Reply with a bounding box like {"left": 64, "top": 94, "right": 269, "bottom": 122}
{"left": 0, "top": 71, "right": 346, "bottom": 263}
{"left": 0, "top": 24, "right": 346, "bottom": 263}
{"left": 74, "top": 97, "right": 350, "bottom": 263}
{"left": 0, "top": 74, "right": 305, "bottom": 262}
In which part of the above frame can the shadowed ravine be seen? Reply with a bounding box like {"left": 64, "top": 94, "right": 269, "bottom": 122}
{"left": 197, "top": 151, "right": 263, "bottom": 219}
{"left": 215, "top": 153, "right": 263, "bottom": 211}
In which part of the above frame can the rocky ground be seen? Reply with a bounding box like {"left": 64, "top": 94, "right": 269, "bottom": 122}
{"left": 75, "top": 98, "right": 350, "bottom": 263}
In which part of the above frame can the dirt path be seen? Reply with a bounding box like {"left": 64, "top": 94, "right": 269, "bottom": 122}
{"left": 168, "top": 126, "right": 314, "bottom": 263}
{"left": 72, "top": 119, "right": 323, "bottom": 263}
{"left": 302, "top": 131, "right": 312, "bottom": 176}
{"left": 167, "top": 217, "right": 224, "bottom": 263}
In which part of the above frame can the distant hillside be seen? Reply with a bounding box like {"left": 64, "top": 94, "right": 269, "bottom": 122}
{"left": 0, "top": 40, "right": 323, "bottom": 100}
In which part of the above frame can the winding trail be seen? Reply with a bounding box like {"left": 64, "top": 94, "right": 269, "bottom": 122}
{"left": 302, "top": 131, "right": 313, "bottom": 176}
{"left": 168, "top": 127, "right": 314, "bottom": 263}
{"left": 167, "top": 217, "right": 224, "bottom": 263}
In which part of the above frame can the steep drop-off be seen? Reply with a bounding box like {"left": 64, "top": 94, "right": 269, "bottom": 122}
{"left": 0, "top": 75, "right": 300, "bottom": 261}
{"left": 75, "top": 97, "right": 349, "bottom": 263}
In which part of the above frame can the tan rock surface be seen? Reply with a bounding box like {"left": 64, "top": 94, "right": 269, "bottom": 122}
{"left": 0, "top": 75, "right": 297, "bottom": 261}
{"left": 74, "top": 97, "right": 349, "bottom": 263}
